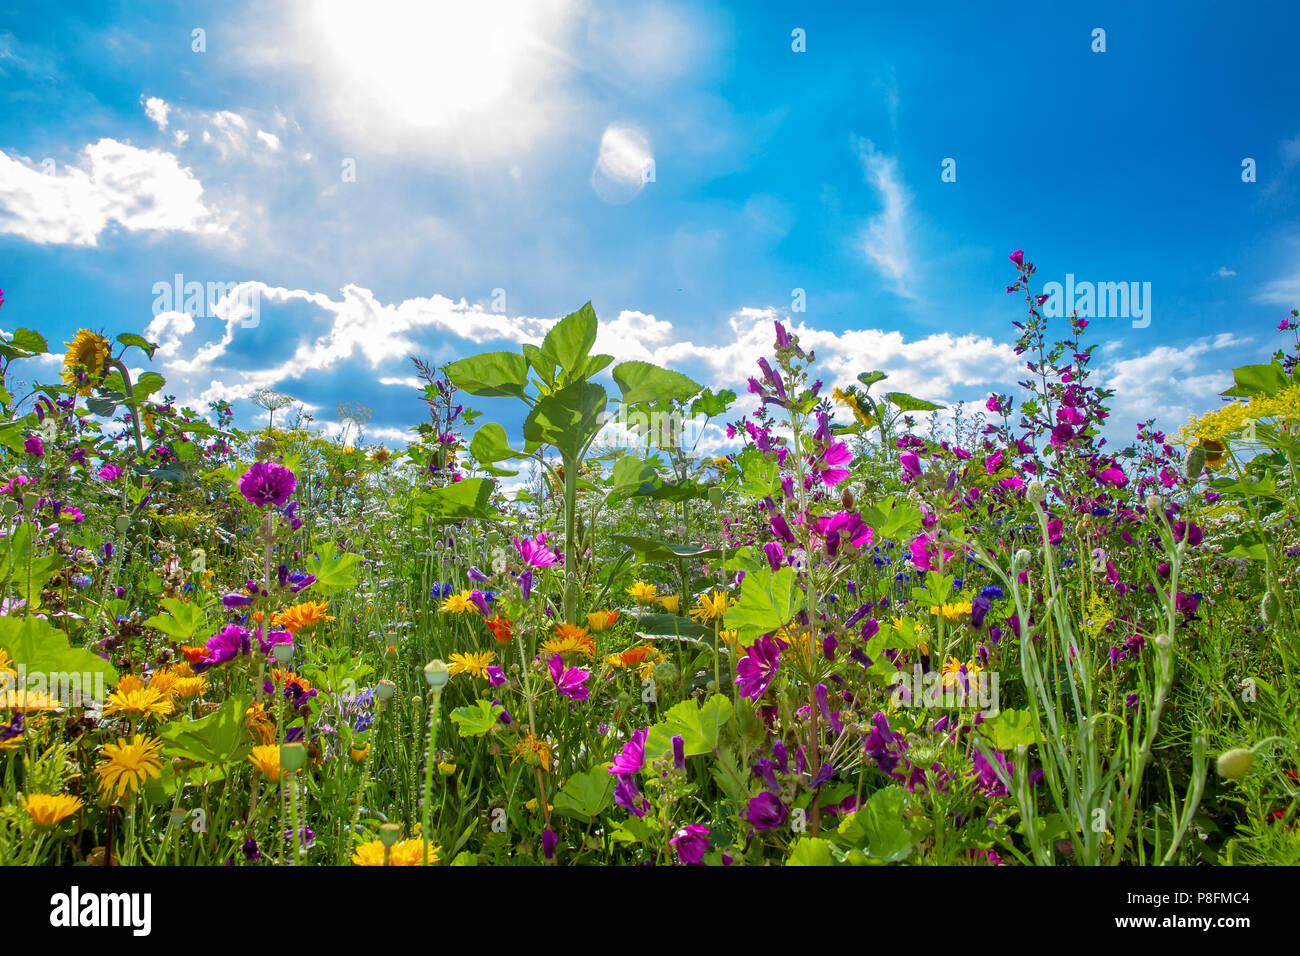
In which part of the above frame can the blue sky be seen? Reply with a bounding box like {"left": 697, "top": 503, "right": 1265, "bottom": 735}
{"left": 2, "top": 0, "right": 1299, "bottom": 459}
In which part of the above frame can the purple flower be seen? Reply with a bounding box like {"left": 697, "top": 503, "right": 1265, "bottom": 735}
{"left": 97, "top": 464, "right": 123, "bottom": 481}
{"left": 608, "top": 727, "right": 648, "bottom": 775}
{"left": 971, "top": 749, "right": 1013, "bottom": 797}
{"left": 671, "top": 734, "right": 685, "bottom": 769}
{"left": 23, "top": 435, "right": 43, "bottom": 457}
{"left": 221, "top": 593, "right": 253, "bottom": 608}
{"left": 745, "top": 792, "right": 788, "bottom": 830}
{"left": 518, "top": 570, "right": 533, "bottom": 602}
{"left": 614, "top": 775, "right": 648, "bottom": 817}
{"left": 669, "top": 824, "right": 710, "bottom": 865}
{"left": 899, "top": 451, "right": 923, "bottom": 481}
{"left": 548, "top": 654, "right": 590, "bottom": 701}
{"left": 486, "top": 665, "right": 506, "bottom": 688}
{"left": 513, "top": 532, "right": 561, "bottom": 568}
{"left": 734, "top": 634, "right": 782, "bottom": 700}
{"left": 239, "top": 462, "right": 297, "bottom": 507}
{"left": 194, "top": 624, "right": 252, "bottom": 672}
{"left": 971, "top": 595, "right": 992, "bottom": 628}
{"left": 467, "top": 565, "right": 490, "bottom": 582}
{"left": 469, "top": 589, "right": 492, "bottom": 617}
{"left": 542, "top": 828, "right": 558, "bottom": 861}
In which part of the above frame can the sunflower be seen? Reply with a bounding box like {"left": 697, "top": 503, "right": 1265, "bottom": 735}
{"left": 22, "top": 793, "right": 83, "bottom": 828}
{"left": 272, "top": 600, "right": 335, "bottom": 634}
{"left": 103, "top": 686, "right": 175, "bottom": 720}
{"left": 248, "top": 744, "right": 283, "bottom": 781}
{"left": 447, "top": 650, "right": 496, "bottom": 679}
{"left": 585, "top": 610, "right": 619, "bottom": 632}
{"left": 351, "top": 838, "right": 439, "bottom": 866}
{"left": 689, "top": 590, "right": 731, "bottom": 624}
{"left": 541, "top": 623, "right": 596, "bottom": 659}
{"left": 832, "top": 386, "right": 874, "bottom": 428}
{"left": 440, "top": 590, "right": 478, "bottom": 615}
{"left": 625, "top": 581, "right": 659, "bottom": 604}
{"left": 61, "top": 329, "right": 111, "bottom": 395}
{"left": 95, "top": 735, "right": 164, "bottom": 798}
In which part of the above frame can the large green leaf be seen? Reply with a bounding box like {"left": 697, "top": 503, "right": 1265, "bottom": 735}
{"left": 450, "top": 699, "right": 505, "bottom": 737}
{"left": 606, "top": 455, "right": 662, "bottom": 501}
{"left": 611, "top": 361, "right": 702, "bottom": 406}
{"left": 724, "top": 566, "right": 804, "bottom": 642}
{"left": 409, "top": 477, "right": 496, "bottom": 524}
{"left": 523, "top": 382, "right": 607, "bottom": 460}
{"left": 158, "top": 694, "right": 252, "bottom": 764}
{"left": 116, "top": 332, "right": 158, "bottom": 359}
{"left": 554, "top": 764, "right": 617, "bottom": 820}
{"left": 1222, "top": 361, "right": 1289, "bottom": 398}
{"left": 886, "top": 391, "right": 944, "bottom": 412}
{"left": 0, "top": 615, "right": 119, "bottom": 690}
{"left": 690, "top": 387, "right": 736, "bottom": 419}
{"left": 308, "top": 542, "right": 363, "bottom": 591}
{"left": 787, "top": 837, "right": 835, "bottom": 866}
{"left": 542, "top": 302, "right": 598, "bottom": 379}
{"left": 9, "top": 328, "right": 49, "bottom": 354}
{"left": 611, "top": 534, "right": 720, "bottom": 561}
{"left": 644, "top": 694, "right": 733, "bottom": 758}
{"left": 132, "top": 371, "right": 166, "bottom": 401}
{"left": 632, "top": 613, "right": 711, "bottom": 638}
{"left": 469, "top": 422, "right": 521, "bottom": 476}
{"left": 978, "top": 709, "right": 1037, "bottom": 749}
{"left": 144, "top": 597, "right": 209, "bottom": 642}
{"left": 836, "top": 786, "right": 914, "bottom": 861}
{"left": 445, "top": 351, "right": 531, "bottom": 398}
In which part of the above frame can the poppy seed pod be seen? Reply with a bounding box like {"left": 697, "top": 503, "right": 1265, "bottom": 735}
{"left": 1145, "top": 494, "right": 1163, "bottom": 514}
{"left": 376, "top": 679, "right": 396, "bottom": 702}
{"left": 423, "top": 659, "right": 450, "bottom": 689}
{"left": 271, "top": 642, "right": 295, "bottom": 664}
{"left": 1014, "top": 549, "right": 1032, "bottom": 567}
{"left": 1261, "top": 590, "right": 1280, "bottom": 626}
{"left": 281, "top": 742, "right": 308, "bottom": 773}
{"left": 1216, "top": 748, "right": 1254, "bottom": 780}
{"left": 378, "top": 823, "right": 401, "bottom": 847}
{"left": 1183, "top": 445, "right": 1206, "bottom": 480}
{"left": 1026, "top": 481, "right": 1046, "bottom": 505}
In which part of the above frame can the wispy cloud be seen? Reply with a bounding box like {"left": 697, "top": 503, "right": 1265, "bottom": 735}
{"left": 853, "top": 136, "right": 915, "bottom": 299}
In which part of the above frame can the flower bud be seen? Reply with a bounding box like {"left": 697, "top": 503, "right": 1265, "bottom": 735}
{"left": 1183, "top": 446, "right": 1206, "bottom": 480}
{"left": 1216, "top": 748, "right": 1254, "bottom": 780}
{"left": 1014, "top": 549, "right": 1032, "bottom": 567}
{"left": 1154, "top": 634, "right": 1172, "bottom": 651}
{"left": 1144, "top": 494, "right": 1163, "bottom": 514}
{"left": 22, "top": 493, "right": 39, "bottom": 511}
{"left": 1026, "top": 481, "right": 1046, "bottom": 505}
{"left": 1261, "top": 590, "right": 1280, "bottom": 626}
{"left": 0, "top": 500, "right": 15, "bottom": 517}
{"left": 840, "top": 487, "right": 855, "bottom": 510}
{"left": 115, "top": 515, "right": 130, "bottom": 533}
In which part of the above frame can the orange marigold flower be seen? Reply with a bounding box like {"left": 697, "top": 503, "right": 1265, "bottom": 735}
{"left": 586, "top": 610, "right": 619, "bottom": 632}
{"left": 272, "top": 600, "right": 334, "bottom": 634}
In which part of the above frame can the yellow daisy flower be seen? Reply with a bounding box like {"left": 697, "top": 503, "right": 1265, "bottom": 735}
{"left": 690, "top": 590, "right": 731, "bottom": 623}
{"left": 351, "top": 838, "right": 439, "bottom": 866}
{"left": 657, "top": 595, "right": 681, "bottom": 613}
{"left": 440, "top": 590, "right": 479, "bottom": 615}
{"left": 103, "top": 686, "right": 175, "bottom": 720}
{"left": 272, "top": 600, "right": 335, "bottom": 634}
{"left": 248, "top": 744, "right": 283, "bottom": 781}
{"left": 625, "top": 581, "right": 659, "bottom": 603}
{"left": 22, "top": 793, "right": 83, "bottom": 828}
{"left": 95, "top": 735, "right": 164, "bottom": 799}
{"left": 447, "top": 650, "right": 496, "bottom": 679}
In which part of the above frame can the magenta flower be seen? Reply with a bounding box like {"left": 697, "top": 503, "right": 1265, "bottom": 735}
{"left": 899, "top": 451, "right": 923, "bottom": 481}
{"left": 486, "top": 665, "right": 506, "bottom": 688}
{"left": 745, "top": 791, "right": 788, "bottom": 830}
{"left": 669, "top": 824, "right": 711, "bottom": 865}
{"left": 812, "top": 440, "right": 852, "bottom": 486}
{"left": 608, "top": 727, "right": 648, "bottom": 775}
{"left": 97, "top": 464, "right": 123, "bottom": 481}
{"left": 548, "top": 653, "right": 590, "bottom": 701}
{"left": 1009, "top": 250, "right": 1024, "bottom": 267}
{"left": 909, "top": 533, "right": 953, "bottom": 572}
{"left": 1097, "top": 466, "right": 1127, "bottom": 487}
{"left": 239, "top": 462, "right": 297, "bottom": 507}
{"left": 23, "top": 435, "right": 42, "bottom": 457}
{"left": 735, "top": 634, "right": 782, "bottom": 700}
{"left": 513, "top": 532, "right": 561, "bottom": 568}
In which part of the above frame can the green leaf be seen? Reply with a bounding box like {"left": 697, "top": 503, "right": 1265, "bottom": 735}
{"left": 886, "top": 391, "right": 944, "bottom": 412}
{"left": 158, "top": 695, "right": 252, "bottom": 765}
{"left": 522, "top": 343, "right": 557, "bottom": 389}
{"left": 736, "top": 447, "right": 779, "bottom": 499}
{"left": 116, "top": 333, "right": 158, "bottom": 359}
{"left": 445, "top": 351, "right": 531, "bottom": 398}
{"left": 409, "top": 477, "right": 496, "bottom": 524}
{"left": 787, "top": 837, "right": 836, "bottom": 866}
{"left": 541, "top": 302, "right": 598, "bottom": 379}
{"left": 132, "top": 371, "right": 166, "bottom": 400}
{"left": 523, "top": 382, "right": 607, "bottom": 460}
{"left": 308, "top": 542, "right": 363, "bottom": 591}
{"left": 644, "top": 694, "right": 734, "bottom": 758}
{"left": 143, "top": 597, "right": 209, "bottom": 642}
{"left": 606, "top": 455, "right": 662, "bottom": 501}
{"left": 690, "top": 387, "right": 736, "bottom": 419}
{"left": 1222, "top": 361, "right": 1289, "bottom": 398}
{"left": 724, "top": 566, "right": 804, "bottom": 642}
{"left": 611, "top": 360, "right": 702, "bottom": 406}
{"left": 0, "top": 422, "right": 28, "bottom": 454}
{"left": 857, "top": 370, "right": 887, "bottom": 390}
{"left": 450, "top": 850, "right": 478, "bottom": 866}
{"left": 0, "top": 615, "right": 120, "bottom": 690}
{"left": 554, "top": 764, "right": 617, "bottom": 820}
{"left": 861, "top": 495, "right": 925, "bottom": 540}
{"left": 9, "top": 328, "right": 49, "bottom": 353}
{"left": 632, "top": 613, "right": 711, "bottom": 638}
{"left": 979, "top": 709, "right": 1037, "bottom": 749}
{"left": 611, "top": 534, "right": 720, "bottom": 562}
{"left": 450, "top": 699, "right": 505, "bottom": 737}
{"left": 469, "top": 423, "right": 521, "bottom": 476}
{"left": 837, "top": 786, "right": 914, "bottom": 861}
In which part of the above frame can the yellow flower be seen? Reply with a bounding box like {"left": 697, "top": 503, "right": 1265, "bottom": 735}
{"left": 350, "top": 744, "right": 370, "bottom": 763}
{"left": 440, "top": 590, "right": 479, "bottom": 615}
{"left": 940, "top": 657, "right": 983, "bottom": 691}
{"left": 61, "top": 329, "right": 111, "bottom": 395}
{"left": 437, "top": 761, "right": 457, "bottom": 776}
{"left": 447, "top": 650, "right": 496, "bottom": 679}
{"left": 689, "top": 590, "right": 731, "bottom": 623}
{"left": 541, "top": 623, "right": 596, "bottom": 659}
{"left": 833, "top": 386, "right": 874, "bottom": 428}
{"left": 22, "top": 793, "right": 83, "bottom": 828}
{"left": 1, "top": 687, "right": 61, "bottom": 712}
{"left": 930, "top": 601, "right": 973, "bottom": 623}
{"left": 586, "top": 610, "right": 620, "bottom": 632}
{"left": 0, "top": 648, "right": 15, "bottom": 682}
{"left": 525, "top": 797, "right": 554, "bottom": 813}
{"left": 104, "top": 686, "right": 175, "bottom": 720}
{"left": 248, "top": 744, "right": 283, "bottom": 782}
{"left": 95, "top": 735, "right": 164, "bottom": 798}
{"left": 272, "top": 600, "right": 335, "bottom": 634}
{"left": 626, "top": 581, "right": 659, "bottom": 604}
{"left": 172, "top": 675, "right": 208, "bottom": 698}
{"left": 718, "top": 628, "right": 738, "bottom": 647}
{"left": 657, "top": 595, "right": 681, "bottom": 613}
{"left": 245, "top": 703, "right": 274, "bottom": 744}
{"left": 351, "top": 838, "right": 440, "bottom": 866}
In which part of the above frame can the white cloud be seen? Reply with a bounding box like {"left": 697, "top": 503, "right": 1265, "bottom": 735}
{"left": 255, "top": 130, "right": 282, "bottom": 151}
{"left": 853, "top": 136, "right": 915, "bottom": 298}
{"left": 143, "top": 95, "right": 170, "bottom": 130}
{"left": 0, "top": 138, "right": 222, "bottom": 246}
{"left": 1214, "top": 266, "right": 1237, "bottom": 278}
{"left": 1098, "top": 332, "right": 1250, "bottom": 434}
{"left": 591, "top": 124, "right": 654, "bottom": 204}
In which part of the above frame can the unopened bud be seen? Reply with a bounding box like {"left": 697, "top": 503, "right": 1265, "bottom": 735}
{"left": 378, "top": 823, "right": 401, "bottom": 847}
{"left": 423, "top": 660, "right": 450, "bottom": 689}
{"left": 1183, "top": 446, "right": 1206, "bottom": 480}
{"left": 1261, "top": 590, "right": 1281, "bottom": 626}
{"left": 1216, "top": 748, "right": 1254, "bottom": 780}
{"left": 840, "top": 487, "right": 855, "bottom": 510}
{"left": 1026, "top": 481, "right": 1046, "bottom": 505}
{"left": 1014, "top": 549, "right": 1032, "bottom": 567}
{"left": 1144, "top": 494, "right": 1163, "bottom": 514}
{"left": 281, "top": 742, "right": 308, "bottom": 772}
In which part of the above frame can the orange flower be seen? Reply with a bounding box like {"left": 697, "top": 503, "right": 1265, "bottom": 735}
{"left": 272, "top": 600, "right": 334, "bottom": 634}
{"left": 180, "top": 645, "right": 207, "bottom": 665}
{"left": 272, "top": 669, "right": 311, "bottom": 695}
{"left": 485, "top": 615, "right": 514, "bottom": 644}
{"left": 541, "top": 623, "right": 596, "bottom": 659}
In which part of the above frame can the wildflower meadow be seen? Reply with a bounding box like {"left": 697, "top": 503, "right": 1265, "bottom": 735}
{"left": 1, "top": 250, "right": 1298, "bottom": 879}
